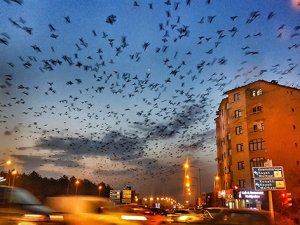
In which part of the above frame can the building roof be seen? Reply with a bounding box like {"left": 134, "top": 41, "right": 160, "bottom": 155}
{"left": 224, "top": 79, "right": 300, "bottom": 95}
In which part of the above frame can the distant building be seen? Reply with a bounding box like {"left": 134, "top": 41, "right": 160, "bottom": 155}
{"left": 215, "top": 80, "right": 300, "bottom": 208}
{"left": 109, "top": 186, "right": 136, "bottom": 204}
{"left": 110, "top": 189, "right": 121, "bottom": 204}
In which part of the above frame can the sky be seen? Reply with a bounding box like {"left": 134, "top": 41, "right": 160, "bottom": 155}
{"left": 0, "top": 0, "right": 300, "bottom": 201}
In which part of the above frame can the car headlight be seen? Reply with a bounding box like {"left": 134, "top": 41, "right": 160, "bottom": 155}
{"left": 50, "top": 214, "right": 64, "bottom": 221}
{"left": 178, "top": 215, "right": 189, "bottom": 221}
{"left": 121, "top": 215, "right": 147, "bottom": 221}
{"left": 22, "top": 214, "right": 49, "bottom": 221}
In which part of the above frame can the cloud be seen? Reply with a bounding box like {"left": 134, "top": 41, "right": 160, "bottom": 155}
{"left": 11, "top": 154, "right": 46, "bottom": 171}
{"left": 33, "top": 131, "right": 146, "bottom": 160}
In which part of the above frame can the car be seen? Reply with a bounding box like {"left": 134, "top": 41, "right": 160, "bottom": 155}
{"left": 0, "top": 185, "right": 65, "bottom": 225}
{"left": 190, "top": 207, "right": 275, "bottom": 225}
{"left": 166, "top": 209, "right": 205, "bottom": 223}
{"left": 46, "top": 195, "right": 148, "bottom": 225}
{"left": 115, "top": 204, "right": 170, "bottom": 225}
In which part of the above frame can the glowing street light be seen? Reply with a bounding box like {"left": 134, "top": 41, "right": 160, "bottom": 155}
{"left": 11, "top": 169, "right": 17, "bottom": 187}
{"left": 75, "top": 180, "right": 80, "bottom": 195}
{"left": 98, "top": 185, "right": 102, "bottom": 196}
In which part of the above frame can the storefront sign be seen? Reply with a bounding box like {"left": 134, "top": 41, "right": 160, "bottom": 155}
{"left": 241, "top": 191, "right": 264, "bottom": 199}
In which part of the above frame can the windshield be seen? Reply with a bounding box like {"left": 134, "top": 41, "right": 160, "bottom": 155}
{"left": 11, "top": 188, "right": 41, "bottom": 205}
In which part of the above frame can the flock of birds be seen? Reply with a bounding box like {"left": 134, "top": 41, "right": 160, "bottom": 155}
{"left": 0, "top": 0, "right": 300, "bottom": 193}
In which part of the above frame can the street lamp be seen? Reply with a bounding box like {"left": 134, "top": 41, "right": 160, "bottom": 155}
{"left": 183, "top": 160, "right": 202, "bottom": 208}
{"left": 75, "top": 180, "right": 80, "bottom": 195}
{"left": 98, "top": 185, "right": 102, "bottom": 196}
{"left": 11, "top": 169, "right": 17, "bottom": 187}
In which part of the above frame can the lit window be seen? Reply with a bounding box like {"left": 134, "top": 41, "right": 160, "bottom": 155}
{"left": 238, "top": 161, "right": 245, "bottom": 170}
{"left": 251, "top": 89, "right": 263, "bottom": 97}
{"left": 234, "top": 93, "right": 240, "bottom": 101}
{"left": 237, "top": 143, "right": 243, "bottom": 152}
{"left": 235, "top": 126, "right": 242, "bottom": 135}
{"left": 253, "top": 122, "right": 264, "bottom": 132}
{"left": 234, "top": 109, "right": 242, "bottom": 118}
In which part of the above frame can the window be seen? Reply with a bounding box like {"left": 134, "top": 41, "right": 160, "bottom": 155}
{"left": 249, "top": 138, "right": 265, "bottom": 151}
{"left": 238, "top": 179, "right": 245, "bottom": 188}
{"left": 226, "top": 102, "right": 230, "bottom": 109}
{"left": 235, "top": 126, "right": 242, "bottom": 135}
{"left": 292, "top": 108, "right": 294, "bottom": 112}
{"left": 227, "top": 133, "right": 231, "bottom": 140}
{"left": 253, "top": 122, "right": 264, "bottom": 132}
{"left": 250, "top": 157, "right": 266, "bottom": 167}
{"left": 234, "top": 93, "right": 240, "bottom": 101}
{"left": 238, "top": 161, "right": 245, "bottom": 170}
{"left": 237, "top": 143, "right": 243, "bottom": 152}
{"left": 234, "top": 109, "right": 242, "bottom": 118}
{"left": 252, "top": 105, "right": 263, "bottom": 113}
{"left": 251, "top": 88, "right": 263, "bottom": 97}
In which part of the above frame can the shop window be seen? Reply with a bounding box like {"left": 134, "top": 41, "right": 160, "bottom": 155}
{"left": 235, "top": 126, "right": 242, "bottom": 135}
{"left": 249, "top": 138, "right": 265, "bottom": 151}
{"left": 234, "top": 109, "right": 242, "bottom": 118}
{"left": 237, "top": 143, "right": 243, "bottom": 152}
{"left": 234, "top": 93, "right": 240, "bottom": 101}
{"left": 238, "top": 161, "right": 245, "bottom": 170}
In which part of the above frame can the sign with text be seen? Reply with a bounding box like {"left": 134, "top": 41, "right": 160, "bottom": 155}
{"left": 252, "top": 166, "right": 284, "bottom": 179}
{"left": 254, "top": 178, "right": 286, "bottom": 191}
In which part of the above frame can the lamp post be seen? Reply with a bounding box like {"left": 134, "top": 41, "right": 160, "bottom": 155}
{"left": 75, "top": 180, "right": 80, "bottom": 195}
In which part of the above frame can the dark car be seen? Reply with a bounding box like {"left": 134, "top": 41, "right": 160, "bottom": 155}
{"left": 190, "top": 207, "right": 274, "bottom": 225}
{"left": 0, "top": 185, "right": 64, "bottom": 225}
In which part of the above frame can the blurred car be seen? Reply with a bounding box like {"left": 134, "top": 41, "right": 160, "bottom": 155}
{"left": 0, "top": 185, "right": 65, "bottom": 225}
{"left": 117, "top": 204, "right": 170, "bottom": 225}
{"left": 46, "top": 195, "right": 148, "bottom": 225}
{"left": 190, "top": 207, "right": 274, "bottom": 225}
{"left": 167, "top": 209, "right": 205, "bottom": 223}
{"left": 140, "top": 208, "right": 170, "bottom": 225}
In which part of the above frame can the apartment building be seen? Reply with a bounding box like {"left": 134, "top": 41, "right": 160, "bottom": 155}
{"left": 215, "top": 80, "right": 300, "bottom": 208}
